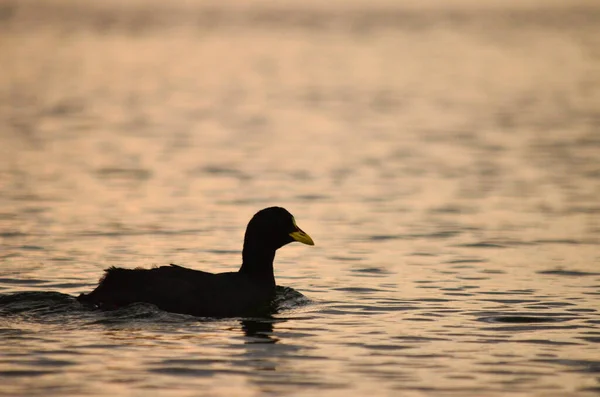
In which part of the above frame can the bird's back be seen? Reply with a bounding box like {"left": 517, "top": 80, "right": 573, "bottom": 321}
{"left": 78, "top": 265, "right": 276, "bottom": 317}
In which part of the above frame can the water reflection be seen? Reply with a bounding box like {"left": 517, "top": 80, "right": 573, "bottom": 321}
{"left": 241, "top": 319, "right": 277, "bottom": 344}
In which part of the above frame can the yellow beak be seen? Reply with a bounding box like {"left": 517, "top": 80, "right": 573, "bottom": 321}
{"left": 289, "top": 228, "right": 315, "bottom": 245}
{"left": 289, "top": 217, "right": 314, "bottom": 245}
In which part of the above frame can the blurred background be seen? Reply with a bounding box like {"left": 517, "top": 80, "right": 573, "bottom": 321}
{"left": 0, "top": 0, "right": 599, "bottom": 396}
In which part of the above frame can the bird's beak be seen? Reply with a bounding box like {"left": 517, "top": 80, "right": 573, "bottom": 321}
{"left": 289, "top": 218, "right": 315, "bottom": 245}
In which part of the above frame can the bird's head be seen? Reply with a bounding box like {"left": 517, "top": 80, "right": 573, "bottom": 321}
{"left": 244, "top": 207, "right": 314, "bottom": 251}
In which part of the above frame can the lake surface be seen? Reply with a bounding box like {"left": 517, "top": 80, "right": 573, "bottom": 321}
{"left": 1, "top": 1, "right": 599, "bottom": 396}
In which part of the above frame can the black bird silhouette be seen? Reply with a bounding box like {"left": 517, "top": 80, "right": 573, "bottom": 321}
{"left": 77, "top": 207, "right": 314, "bottom": 317}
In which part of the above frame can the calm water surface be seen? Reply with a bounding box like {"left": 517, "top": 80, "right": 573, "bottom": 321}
{"left": 1, "top": 1, "right": 599, "bottom": 396}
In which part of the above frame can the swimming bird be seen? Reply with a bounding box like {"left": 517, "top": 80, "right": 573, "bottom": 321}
{"left": 77, "top": 207, "right": 314, "bottom": 317}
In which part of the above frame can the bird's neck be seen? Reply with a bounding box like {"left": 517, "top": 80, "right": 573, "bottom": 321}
{"left": 240, "top": 246, "right": 276, "bottom": 286}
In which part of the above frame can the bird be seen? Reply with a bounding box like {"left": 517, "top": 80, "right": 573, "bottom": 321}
{"left": 77, "top": 207, "right": 314, "bottom": 317}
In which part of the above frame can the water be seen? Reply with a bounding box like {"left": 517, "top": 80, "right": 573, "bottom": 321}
{"left": 1, "top": 1, "right": 600, "bottom": 396}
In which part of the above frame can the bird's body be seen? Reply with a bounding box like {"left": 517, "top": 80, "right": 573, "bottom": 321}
{"left": 77, "top": 207, "right": 314, "bottom": 318}
{"left": 80, "top": 265, "right": 276, "bottom": 317}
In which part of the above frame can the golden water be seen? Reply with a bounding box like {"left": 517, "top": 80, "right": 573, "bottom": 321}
{"left": 1, "top": 1, "right": 599, "bottom": 396}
